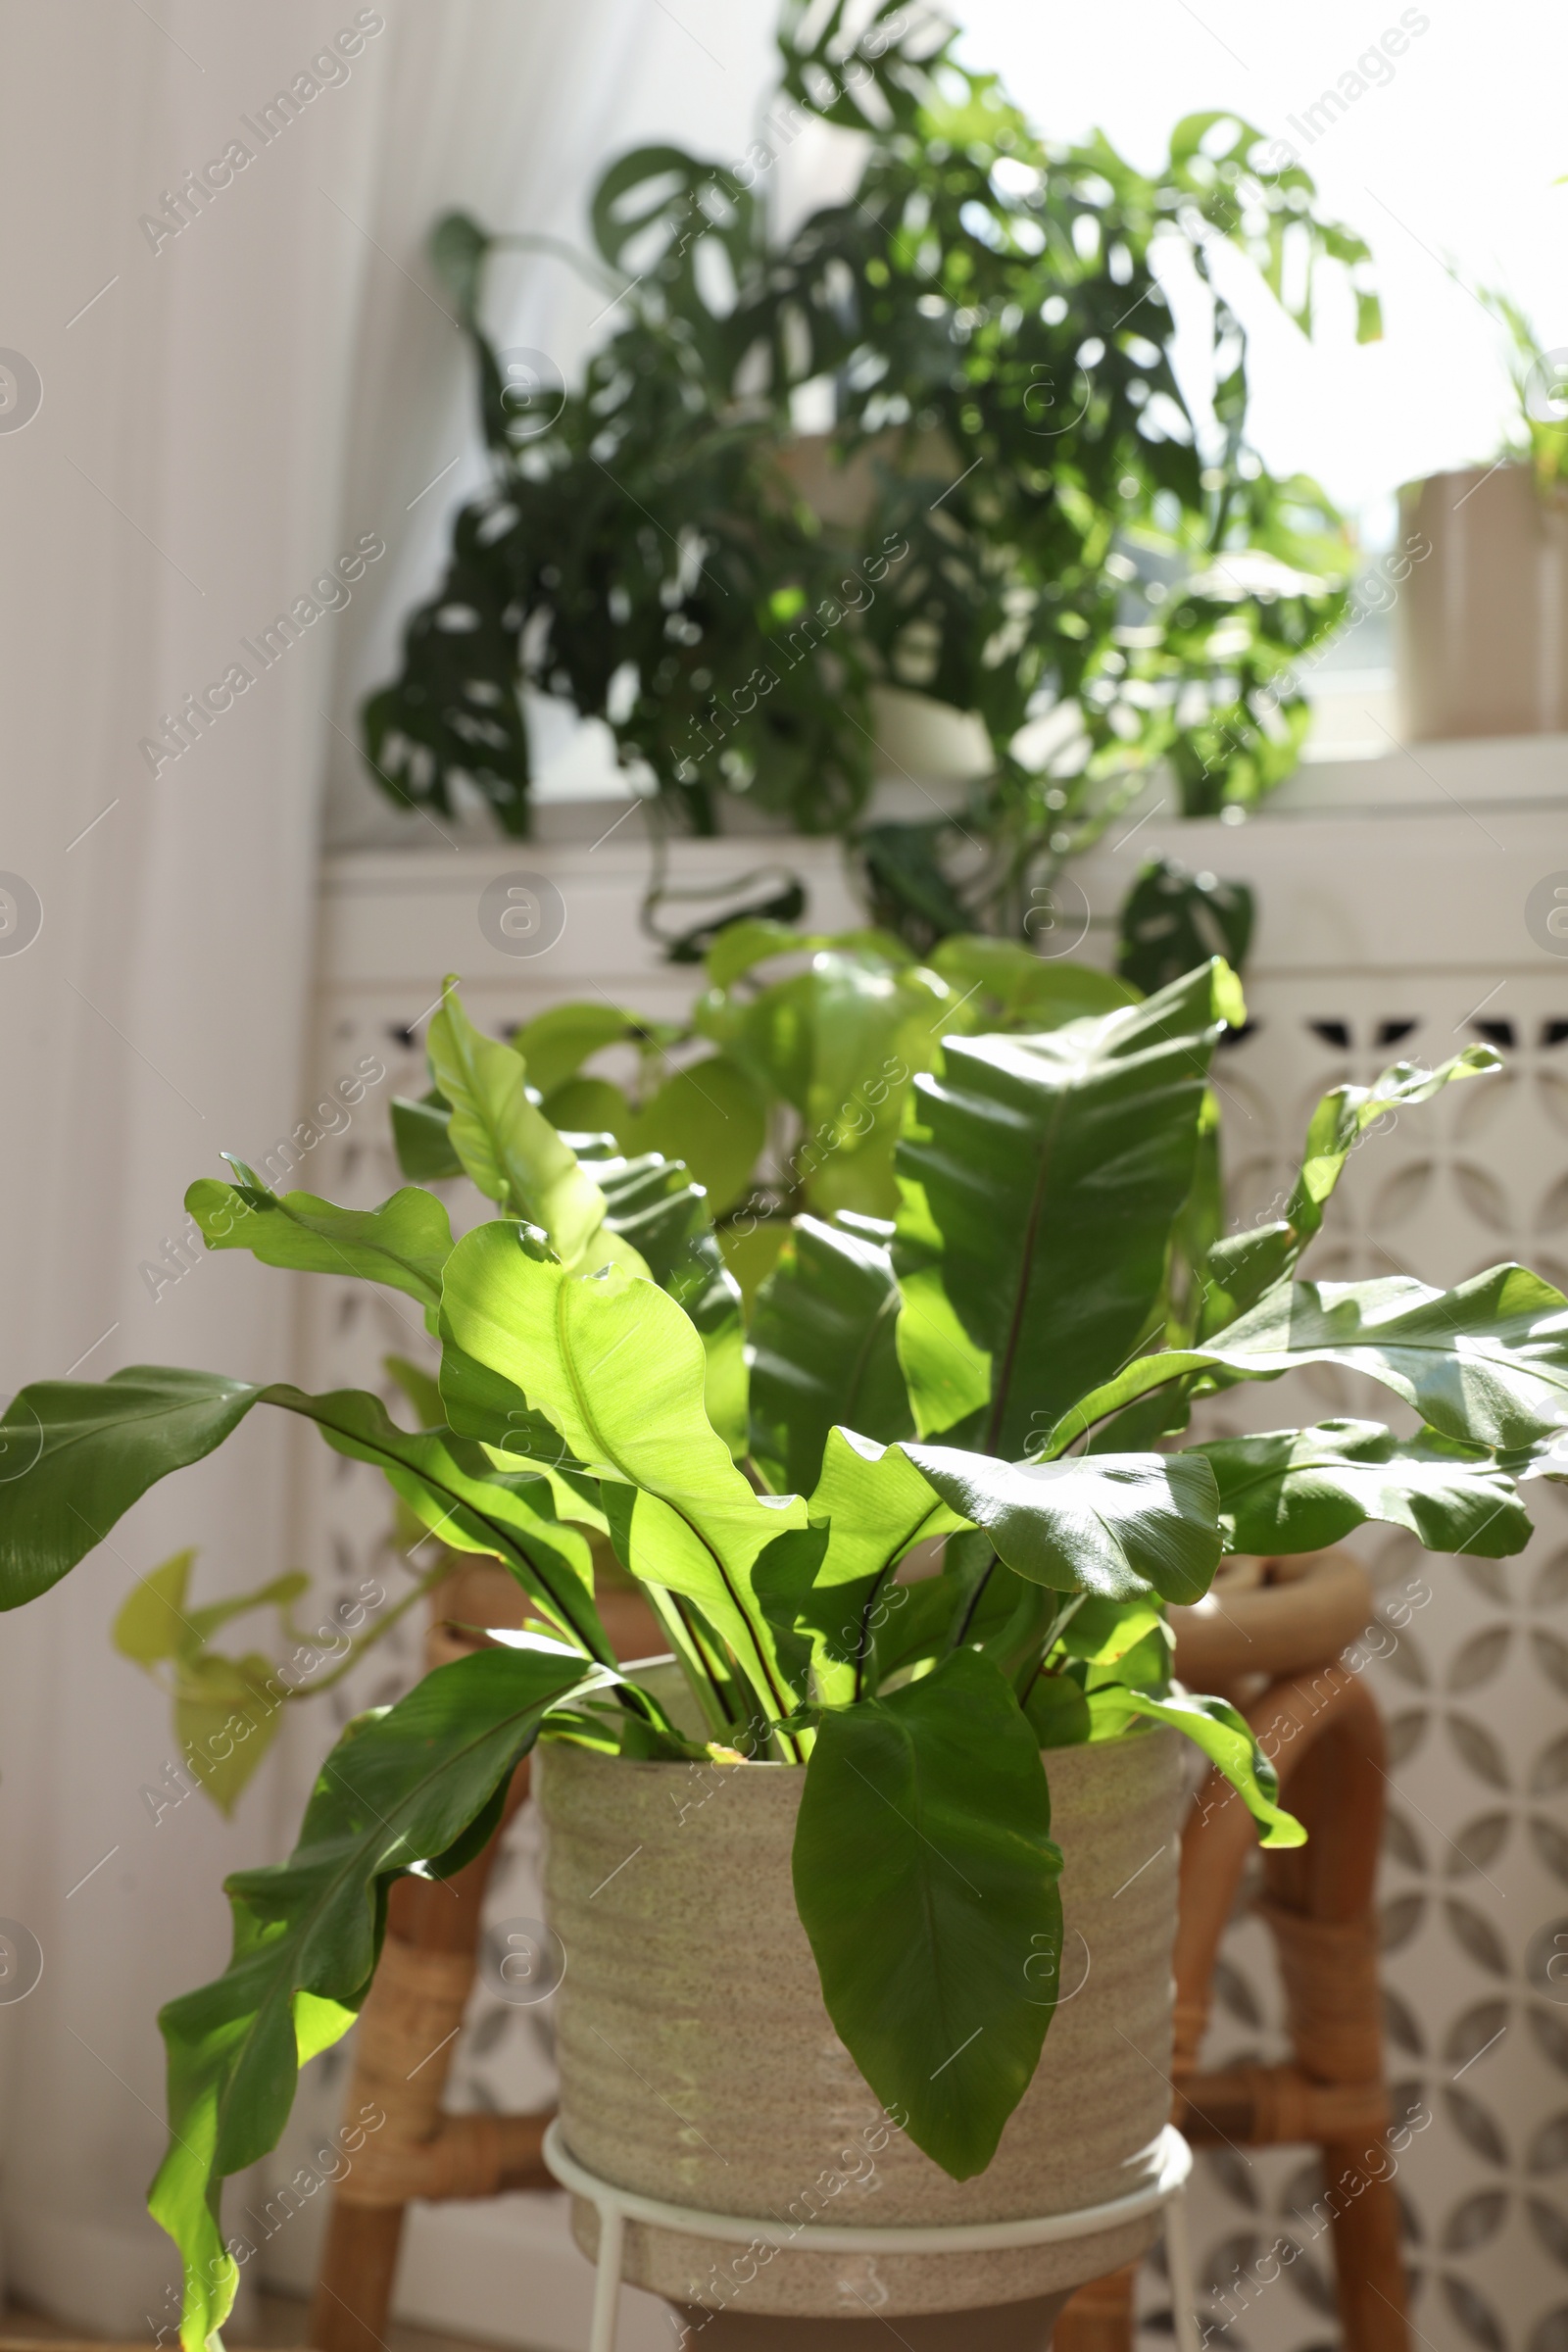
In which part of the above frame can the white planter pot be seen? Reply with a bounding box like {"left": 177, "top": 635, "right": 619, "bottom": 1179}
{"left": 1396, "top": 463, "right": 1568, "bottom": 740}
{"left": 536, "top": 1725, "right": 1185, "bottom": 2326}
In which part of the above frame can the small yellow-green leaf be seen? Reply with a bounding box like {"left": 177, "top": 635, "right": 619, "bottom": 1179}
{"left": 114, "top": 1548, "right": 196, "bottom": 1665}
{"left": 174, "top": 1651, "right": 285, "bottom": 1817}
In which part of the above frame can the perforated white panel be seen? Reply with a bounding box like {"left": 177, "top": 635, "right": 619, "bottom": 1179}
{"left": 1140, "top": 974, "right": 1568, "bottom": 2352}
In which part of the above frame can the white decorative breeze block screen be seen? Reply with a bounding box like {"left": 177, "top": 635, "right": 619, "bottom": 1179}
{"left": 262, "top": 772, "right": 1566, "bottom": 2352}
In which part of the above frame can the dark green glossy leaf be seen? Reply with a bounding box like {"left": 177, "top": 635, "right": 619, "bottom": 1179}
{"left": 0, "top": 1368, "right": 263, "bottom": 1608}
{"left": 749, "top": 1214, "right": 912, "bottom": 1494}
{"left": 792, "top": 1647, "right": 1061, "bottom": 2180}
{"left": 790, "top": 1429, "right": 965, "bottom": 1697}
{"left": 152, "top": 1642, "right": 609, "bottom": 2349}
{"left": 903, "top": 1446, "right": 1221, "bottom": 1603}
{"left": 895, "top": 961, "right": 1239, "bottom": 1456}
{"left": 1024, "top": 1671, "right": 1092, "bottom": 1747}
{"left": 390, "top": 1089, "right": 462, "bottom": 1183}
{"left": 368, "top": 4, "right": 1369, "bottom": 890}
{"left": 1116, "top": 856, "right": 1254, "bottom": 998}
{"left": 263, "top": 1384, "right": 612, "bottom": 1661}
{"left": 0, "top": 1359, "right": 620, "bottom": 1660}
{"left": 1190, "top": 1419, "right": 1532, "bottom": 1558}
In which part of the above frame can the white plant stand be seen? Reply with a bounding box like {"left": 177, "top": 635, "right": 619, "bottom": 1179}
{"left": 542, "top": 2117, "right": 1200, "bottom": 2352}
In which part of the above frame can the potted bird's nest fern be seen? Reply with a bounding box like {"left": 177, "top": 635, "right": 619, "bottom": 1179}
{"left": 2, "top": 967, "right": 1564, "bottom": 2342}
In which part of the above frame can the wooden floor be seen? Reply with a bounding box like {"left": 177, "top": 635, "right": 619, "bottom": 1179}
{"left": 0, "top": 2294, "right": 506, "bottom": 2352}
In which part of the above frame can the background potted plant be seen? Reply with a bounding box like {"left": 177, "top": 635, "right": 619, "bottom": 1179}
{"left": 361, "top": 0, "right": 1376, "bottom": 949}
{"left": 1396, "top": 290, "right": 1568, "bottom": 742}
{"left": 2, "top": 964, "right": 1564, "bottom": 2347}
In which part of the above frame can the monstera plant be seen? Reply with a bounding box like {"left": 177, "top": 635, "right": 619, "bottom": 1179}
{"left": 1, "top": 970, "right": 1564, "bottom": 2349}
{"left": 365, "top": 0, "right": 1373, "bottom": 943}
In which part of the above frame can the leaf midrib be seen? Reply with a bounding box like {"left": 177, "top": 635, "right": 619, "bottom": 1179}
{"left": 842, "top": 1279, "right": 902, "bottom": 1424}
{"left": 875, "top": 1709, "right": 961, "bottom": 2065}
{"left": 238, "top": 1196, "right": 447, "bottom": 1307}
{"left": 984, "top": 1064, "right": 1077, "bottom": 1456}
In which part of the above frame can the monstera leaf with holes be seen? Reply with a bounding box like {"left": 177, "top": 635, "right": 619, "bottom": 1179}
{"left": 362, "top": 3, "right": 1375, "bottom": 944}
{"left": 1, "top": 962, "right": 1565, "bottom": 2348}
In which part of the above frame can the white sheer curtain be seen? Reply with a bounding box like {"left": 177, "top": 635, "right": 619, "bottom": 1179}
{"left": 0, "top": 0, "right": 769, "bottom": 2328}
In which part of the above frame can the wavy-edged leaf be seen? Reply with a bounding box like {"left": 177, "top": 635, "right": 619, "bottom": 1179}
{"left": 903, "top": 1446, "right": 1221, "bottom": 1603}
{"left": 1092, "top": 1690, "right": 1304, "bottom": 1846}
{"left": 1204, "top": 1046, "right": 1502, "bottom": 1326}
{"left": 439, "top": 1227, "right": 805, "bottom": 1720}
{"left": 427, "top": 978, "right": 640, "bottom": 1276}
{"left": 895, "top": 960, "right": 1237, "bottom": 1455}
{"left": 187, "top": 1176, "right": 454, "bottom": 1312}
{"left": 792, "top": 1646, "right": 1061, "bottom": 2180}
{"left": 435, "top": 1328, "right": 588, "bottom": 1475}
{"left": 0, "top": 1354, "right": 618, "bottom": 1666}
{"left": 152, "top": 1642, "right": 610, "bottom": 2350}
{"left": 1191, "top": 1419, "right": 1533, "bottom": 1557}
{"left": 1045, "top": 1265, "right": 1568, "bottom": 1457}
{"left": 749, "top": 1215, "right": 913, "bottom": 1493}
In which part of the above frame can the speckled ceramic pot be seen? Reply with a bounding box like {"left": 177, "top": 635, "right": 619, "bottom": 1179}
{"left": 535, "top": 1724, "right": 1184, "bottom": 2323}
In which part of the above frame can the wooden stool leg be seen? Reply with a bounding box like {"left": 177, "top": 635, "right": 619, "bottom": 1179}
{"left": 1052, "top": 2261, "right": 1136, "bottom": 2352}
{"left": 1322, "top": 2136, "right": 1408, "bottom": 2352}
{"left": 1172, "top": 1668, "right": 1410, "bottom": 2352}
{"left": 311, "top": 2210, "right": 408, "bottom": 2352}
{"left": 1261, "top": 1681, "right": 1408, "bottom": 2352}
